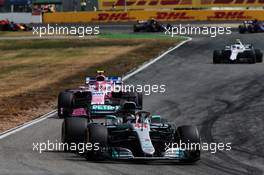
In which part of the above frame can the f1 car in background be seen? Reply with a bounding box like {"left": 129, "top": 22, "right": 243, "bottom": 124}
{"left": 239, "top": 20, "right": 264, "bottom": 34}
{"left": 133, "top": 19, "right": 172, "bottom": 32}
{"left": 213, "top": 39, "right": 263, "bottom": 64}
{"left": 61, "top": 103, "right": 201, "bottom": 163}
{"left": 0, "top": 20, "right": 32, "bottom": 31}
{"left": 57, "top": 71, "right": 142, "bottom": 118}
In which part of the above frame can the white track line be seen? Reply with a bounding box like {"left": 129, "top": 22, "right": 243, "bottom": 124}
{"left": 0, "top": 37, "right": 192, "bottom": 140}
{"left": 123, "top": 37, "right": 192, "bottom": 80}
{"left": 0, "top": 110, "right": 57, "bottom": 139}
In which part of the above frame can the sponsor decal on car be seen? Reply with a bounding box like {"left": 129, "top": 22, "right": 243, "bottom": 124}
{"left": 72, "top": 108, "right": 87, "bottom": 116}
{"left": 91, "top": 105, "right": 120, "bottom": 111}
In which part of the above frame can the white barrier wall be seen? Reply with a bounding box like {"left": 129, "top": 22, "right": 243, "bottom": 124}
{"left": 0, "top": 13, "right": 41, "bottom": 23}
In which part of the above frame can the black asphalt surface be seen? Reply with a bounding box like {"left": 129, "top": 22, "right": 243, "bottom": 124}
{"left": 0, "top": 29, "right": 264, "bottom": 175}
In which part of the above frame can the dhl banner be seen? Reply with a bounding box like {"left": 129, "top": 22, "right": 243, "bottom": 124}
{"left": 99, "top": 0, "right": 264, "bottom": 10}
{"left": 43, "top": 10, "right": 264, "bottom": 23}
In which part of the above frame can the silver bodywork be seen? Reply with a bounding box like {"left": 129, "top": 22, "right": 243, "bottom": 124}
{"left": 224, "top": 40, "right": 252, "bottom": 61}
{"left": 108, "top": 115, "right": 187, "bottom": 160}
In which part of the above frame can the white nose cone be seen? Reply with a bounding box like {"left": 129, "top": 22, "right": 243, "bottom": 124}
{"left": 132, "top": 123, "right": 155, "bottom": 155}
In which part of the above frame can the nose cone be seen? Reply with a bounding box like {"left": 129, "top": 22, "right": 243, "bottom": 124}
{"left": 132, "top": 124, "right": 155, "bottom": 156}
{"left": 142, "top": 143, "right": 155, "bottom": 155}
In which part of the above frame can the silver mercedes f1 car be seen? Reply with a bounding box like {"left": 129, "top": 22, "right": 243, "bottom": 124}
{"left": 61, "top": 103, "right": 201, "bottom": 163}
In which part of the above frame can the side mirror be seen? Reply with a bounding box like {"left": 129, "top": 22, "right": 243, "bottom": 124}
{"left": 151, "top": 115, "right": 161, "bottom": 123}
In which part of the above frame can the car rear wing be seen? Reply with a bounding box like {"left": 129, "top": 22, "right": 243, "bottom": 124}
{"left": 244, "top": 21, "right": 253, "bottom": 24}
{"left": 85, "top": 76, "right": 122, "bottom": 85}
{"left": 85, "top": 77, "right": 96, "bottom": 84}
{"left": 106, "top": 76, "right": 122, "bottom": 84}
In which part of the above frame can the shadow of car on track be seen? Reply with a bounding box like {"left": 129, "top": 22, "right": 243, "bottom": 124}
{"left": 44, "top": 150, "right": 197, "bottom": 165}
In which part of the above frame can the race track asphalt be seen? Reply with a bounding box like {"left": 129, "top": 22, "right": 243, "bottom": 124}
{"left": 0, "top": 29, "right": 264, "bottom": 175}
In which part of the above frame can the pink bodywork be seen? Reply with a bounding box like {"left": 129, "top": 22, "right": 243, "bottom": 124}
{"left": 86, "top": 75, "right": 120, "bottom": 104}
{"left": 91, "top": 91, "right": 105, "bottom": 104}
{"left": 72, "top": 108, "right": 87, "bottom": 116}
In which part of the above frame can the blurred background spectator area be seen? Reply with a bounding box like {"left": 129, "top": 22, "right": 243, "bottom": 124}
{"left": 0, "top": 0, "right": 98, "bottom": 13}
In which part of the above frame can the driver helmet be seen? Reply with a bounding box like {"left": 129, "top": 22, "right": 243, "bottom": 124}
{"left": 235, "top": 39, "right": 241, "bottom": 45}
{"left": 123, "top": 114, "right": 135, "bottom": 123}
{"left": 150, "top": 18, "right": 156, "bottom": 24}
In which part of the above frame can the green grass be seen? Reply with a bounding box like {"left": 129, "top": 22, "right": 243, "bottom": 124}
{"left": 98, "top": 33, "right": 185, "bottom": 41}
{"left": 0, "top": 31, "right": 31, "bottom": 36}
{"left": 0, "top": 39, "right": 142, "bottom": 51}
{"left": 0, "top": 34, "right": 184, "bottom": 51}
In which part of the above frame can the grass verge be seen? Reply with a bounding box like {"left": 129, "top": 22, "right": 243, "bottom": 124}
{"left": 98, "top": 33, "right": 184, "bottom": 40}
{"left": 0, "top": 36, "right": 183, "bottom": 132}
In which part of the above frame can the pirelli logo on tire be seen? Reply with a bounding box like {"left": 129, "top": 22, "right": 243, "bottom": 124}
{"left": 99, "top": 0, "right": 264, "bottom": 10}
{"left": 43, "top": 10, "right": 264, "bottom": 23}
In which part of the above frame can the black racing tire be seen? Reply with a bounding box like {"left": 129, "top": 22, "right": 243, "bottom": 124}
{"left": 213, "top": 50, "right": 222, "bottom": 64}
{"left": 150, "top": 24, "right": 156, "bottom": 32}
{"left": 166, "top": 24, "right": 173, "bottom": 30}
{"left": 176, "top": 125, "right": 201, "bottom": 163}
{"left": 222, "top": 50, "right": 232, "bottom": 63}
{"left": 136, "top": 92, "right": 143, "bottom": 109}
{"left": 85, "top": 124, "right": 108, "bottom": 161}
{"left": 157, "top": 25, "right": 165, "bottom": 32}
{"left": 133, "top": 25, "right": 139, "bottom": 32}
{"left": 111, "top": 91, "right": 122, "bottom": 98}
{"left": 61, "top": 117, "right": 88, "bottom": 152}
{"left": 117, "top": 92, "right": 142, "bottom": 109}
{"left": 121, "top": 91, "right": 136, "bottom": 98}
{"left": 125, "top": 92, "right": 142, "bottom": 109}
{"left": 255, "top": 49, "right": 263, "bottom": 63}
{"left": 244, "top": 50, "right": 256, "bottom": 64}
{"left": 247, "top": 25, "right": 254, "bottom": 33}
{"left": 222, "top": 50, "right": 231, "bottom": 59}
{"left": 238, "top": 25, "right": 246, "bottom": 34}
{"left": 118, "top": 92, "right": 143, "bottom": 109}
{"left": 58, "top": 91, "right": 75, "bottom": 118}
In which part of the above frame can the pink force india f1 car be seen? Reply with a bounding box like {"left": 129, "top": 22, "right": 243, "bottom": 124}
{"left": 57, "top": 71, "right": 143, "bottom": 118}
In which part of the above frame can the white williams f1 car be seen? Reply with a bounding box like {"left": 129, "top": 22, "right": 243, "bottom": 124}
{"left": 213, "top": 40, "right": 263, "bottom": 64}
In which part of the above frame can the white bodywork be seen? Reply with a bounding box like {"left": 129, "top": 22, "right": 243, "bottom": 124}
{"left": 225, "top": 40, "right": 252, "bottom": 61}
{"left": 132, "top": 118, "right": 155, "bottom": 155}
